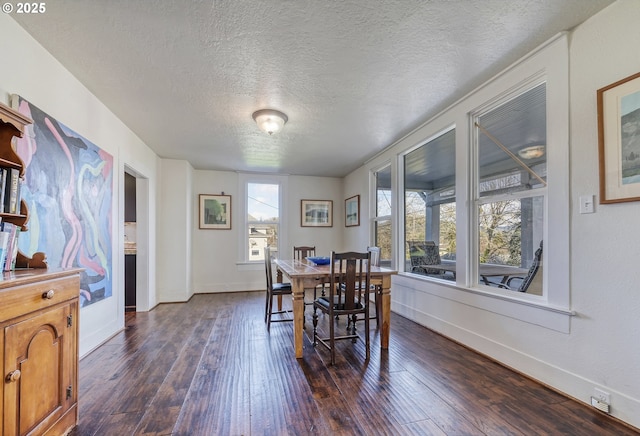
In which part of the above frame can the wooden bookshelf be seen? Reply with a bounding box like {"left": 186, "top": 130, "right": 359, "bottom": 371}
{"left": 0, "top": 101, "right": 47, "bottom": 268}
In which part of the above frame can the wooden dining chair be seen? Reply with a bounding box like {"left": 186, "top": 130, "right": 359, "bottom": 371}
{"left": 347, "top": 246, "right": 381, "bottom": 329}
{"left": 293, "top": 245, "right": 316, "bottom": 260}
{"left": 264, "top": 246, "right": 293, "bottom": 331}
{"left": 294, "top": 245, "right": 326, "bottom": 305}
{"left": 312, "top": 251, "right": 371, "bottom": 365}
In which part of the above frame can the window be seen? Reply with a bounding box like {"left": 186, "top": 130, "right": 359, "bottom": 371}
{"left": 403, "top": 128, "right": 456, "bottom": 278}
{"left": 247, "top": 182, "right": 280, "bottom": 262}
{"left": 473, "top": 82, "right": 546, "bottom": 294}
{"left": 373, "top": 165, "right": 392, "bottom": 266}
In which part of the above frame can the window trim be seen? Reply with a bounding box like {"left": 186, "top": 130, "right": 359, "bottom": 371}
{"left": 238, "top": 173, "right": 288, "bottom": 264}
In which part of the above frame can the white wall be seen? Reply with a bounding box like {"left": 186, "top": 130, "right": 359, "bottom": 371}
{"left": 0, "top": 13, "right": 160, "bottom": 358}
{"left": 343, "top": 0, "right": 640, "bottom": 428}
{"left": 157, "top": 159, "right": 193, "bottom": 302}
{"left": 189, "top": 171, "right": 345, "bottom": 293}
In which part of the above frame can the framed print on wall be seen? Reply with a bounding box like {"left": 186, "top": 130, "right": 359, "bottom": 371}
{"left": 199, "top": 194, "right": 232, "bottom": 229}
{"left": 301, "top": 199, "right": 333, "bottom": 227}
{"left": 598, "top": 71, "right": 640, "bottom": 203}
{"left": 345, "top": 195, "right": 360, "bottom": 227}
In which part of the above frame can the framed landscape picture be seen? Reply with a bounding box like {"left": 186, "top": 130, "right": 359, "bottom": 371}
{"left": 598, "top": 71, "right": 640, "bottom": 203}
{"left": 199, "top": 194, "right": 232, "bottom": 229}
{"left": 301, "top": 199, "right": 333, "bottom": 227}
{"left": 345, "top": 195, "right": 360, "bottom": 227}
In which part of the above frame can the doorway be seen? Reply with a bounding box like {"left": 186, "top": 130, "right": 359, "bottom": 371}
{"left": 123, "top": 166, "right": 151, "bottom": 313}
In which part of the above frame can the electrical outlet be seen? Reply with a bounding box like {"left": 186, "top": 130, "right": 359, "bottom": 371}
{"left": 591, "top": 397, "right": 610, "bottom": 413}
{"left": 594, "top": 388, "right": 610, "bottom": 405}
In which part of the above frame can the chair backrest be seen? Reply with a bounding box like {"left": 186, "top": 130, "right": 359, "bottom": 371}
{"left": 367, "top": 246, "right": 380, "bottom": 267}
{"left": 264, "top": 246, "right": 274, "bottom": 291}
{"left": 407, "top": 240, "right": 441, "bottom": 268}
{"left": 293, "top": 245, "right": 316, "bottom": 261}
{"left": 330, "top": 251, "right": 371, "bottom": 311}
{"left": 518, "top": 240, "right": 543, "bottom": 292}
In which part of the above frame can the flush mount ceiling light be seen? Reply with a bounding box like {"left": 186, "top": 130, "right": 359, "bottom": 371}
{"left": 518, "top": 144, "right": 546, "bottom": 160}
{"left": 252, "top": 109, "right": 288, "bottom": 135}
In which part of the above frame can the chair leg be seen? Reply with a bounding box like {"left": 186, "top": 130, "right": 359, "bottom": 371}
{"left": 329, "top": 311, "right": 335, "bottom": 365}
{"left": 265, "top": 290, "right": 270, "bottom": 323}
{"left": 312, "top": 307, "right": 319, "bottom": 346}
{"left": 365, "top": 305, "right": 370, "bottom": 361}
{"left": 375, "top": 288, "right": 381, "bottom": 325}
{"left": 267, "top": 294, "right": 275, "bottom": 331}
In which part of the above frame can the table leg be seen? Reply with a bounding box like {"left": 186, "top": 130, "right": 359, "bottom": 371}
{"left": 292, "top": 278, "right": 305, "bottom": 358}
{"left": 380, "top": 275, "right": 391, "bottom": 349}
{"left": 276, "top": 269, "right": 284, "bottom": 311}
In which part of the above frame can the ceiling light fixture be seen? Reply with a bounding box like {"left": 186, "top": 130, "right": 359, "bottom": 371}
{"left": 518, "top": 144, "right": 545, "bottom": 160}
{"left": 252, "top": 109, "right": 288, "bottom": 135}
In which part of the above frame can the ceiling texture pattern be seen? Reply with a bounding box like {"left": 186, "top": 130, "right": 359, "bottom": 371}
{"left": 11, "top": 0, "right": 614, "bottom": 177}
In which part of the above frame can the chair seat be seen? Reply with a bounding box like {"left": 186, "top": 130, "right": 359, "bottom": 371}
{"left": 315, "top": 295, "right": 364, "bottom": 311}
{"left": 272, "top": 282, "right": 292, "bottom": 294}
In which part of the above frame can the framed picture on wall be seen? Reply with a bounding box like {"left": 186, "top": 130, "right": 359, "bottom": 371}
{"left": 598, "top": 71, "right": 640, "bottom": 203}
{"left": 199, "top": 194, "right": 232, "bottom": 229}
{"left": 301, "top": 199, "right": 333, "bottom": 227}
{"left": 345, "top": 195, "right": 360, "bottom": 227}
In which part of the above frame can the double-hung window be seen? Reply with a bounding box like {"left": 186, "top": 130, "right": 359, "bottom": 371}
{"left": 243, "top": 180, "right": 281, "bottom": 262}
{"left": 403, "top": 128, "right": 456, "bottom": 277}
{"left": 373, "top": 165, "right": 392, "bottom": 266}
{"left": 473, "top": 82, "right": 546, "bottom": 295}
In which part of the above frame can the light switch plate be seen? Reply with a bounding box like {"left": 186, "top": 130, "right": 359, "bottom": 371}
{"left": 579, "top": 195, "right": 595, "bottom": 214}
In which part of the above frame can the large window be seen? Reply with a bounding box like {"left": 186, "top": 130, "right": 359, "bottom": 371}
{"left": 473, "top": 82, "right": 546, "bottom": 294}
{"left": 247, "top": 182, "right": 280, "bottom": 261}
{"left": 404, "top": 129, "right": 456, "bottom": 278}
{"left": 373, "top": 165, "right": 392, "bottom": 266}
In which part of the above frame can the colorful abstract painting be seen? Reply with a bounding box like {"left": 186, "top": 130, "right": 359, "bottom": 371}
{"left": 13, "top": 96, "right": 113, "bottom": 307}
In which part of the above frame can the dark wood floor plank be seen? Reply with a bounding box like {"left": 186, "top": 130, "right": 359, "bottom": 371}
{"left": 72, "top": 291, "right": 639, "bottom": 436}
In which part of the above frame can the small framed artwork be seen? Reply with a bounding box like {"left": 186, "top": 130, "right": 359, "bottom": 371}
{"left": 301, "top": 199, "right": 333, "bottom": 227}
{"left": 598, "top": 71, "right": 640, "bottom": 203}
{"left": 345, "top": 195, "right": 360, "bottom": 227}
{"left": 199, "top": 194, "right": 232, "bottom": 229}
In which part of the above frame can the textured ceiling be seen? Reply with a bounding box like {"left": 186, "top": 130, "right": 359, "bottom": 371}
{"left": 11, "top": 0, "right": 613, "bottom": 177}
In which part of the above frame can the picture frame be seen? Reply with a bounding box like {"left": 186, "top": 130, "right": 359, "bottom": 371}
{"left": 345, "top": 195, "right": 360, "bottom": 227}
{"left": 199, "top": 194, "right": 232, "bottom": 229}
{"left": 301, "top": 199, "right": 333, "bottom": 227}
{"left": 597, "top": 71, "right": 640, "bottom": 204}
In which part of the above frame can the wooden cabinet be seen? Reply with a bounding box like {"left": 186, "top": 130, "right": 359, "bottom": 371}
{"left": 1, "top": 268, "right": 81, "bottom": 436}
{"left": 0, "top": 103, "right": 78, "bottom": 434}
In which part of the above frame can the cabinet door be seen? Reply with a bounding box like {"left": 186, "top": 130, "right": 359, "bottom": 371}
{"left": 4, "top": 303, "right": 76, "bottom": 436}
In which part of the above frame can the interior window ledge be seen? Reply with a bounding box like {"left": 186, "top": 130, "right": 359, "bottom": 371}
{"left": 395, "top": 273, "right": 574, "bottom": 333}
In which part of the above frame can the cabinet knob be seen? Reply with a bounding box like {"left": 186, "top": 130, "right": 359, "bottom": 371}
{"left": 42, "top": 290, "right": 55, "bottom": 299}
{"left": 5, "top": 370, "right": 21, "bottom": 383}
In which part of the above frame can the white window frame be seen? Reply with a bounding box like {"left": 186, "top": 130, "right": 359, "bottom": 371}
{"left": 390, "top": 34, "right": 571, "bottom": 332}
{"left": 238, "top": 173, "right": 288, "bottom": 264}
{"left": 370, "top": 162, "right": 395, "bottom": 268}
{"left": 470, "top": 78, "right": 547, "bottom": 294}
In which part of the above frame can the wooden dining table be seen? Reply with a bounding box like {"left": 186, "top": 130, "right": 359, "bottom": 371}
{"left": 274, "top": 258, "right": 397, "bottom": 359}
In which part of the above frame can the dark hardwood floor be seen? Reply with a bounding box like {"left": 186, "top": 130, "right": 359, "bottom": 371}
{"left": 72, "top": 292, "right": 638, "bottom": 435}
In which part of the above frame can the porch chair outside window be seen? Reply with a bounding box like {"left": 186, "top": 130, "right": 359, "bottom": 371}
{"left": 313, "top": 251, "right": 371, "bottom": 365}
{"left": 264, "top": 246, "right": 293, "bottom": 331}
{"left": 407, "top": 240, "right": 442, "bottom": 274}
{"left": 499, "top": 240, "right": 543, "bottom": 293}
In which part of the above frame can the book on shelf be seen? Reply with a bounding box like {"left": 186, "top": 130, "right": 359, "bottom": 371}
{"left": 0, "top": 221, "right": 18, "bottom": 271}
{"left": 3, "top": 167, "right": 20, "bottom": 214}
{"left": 0, "top": 168, "right": 7, "bottom": 211}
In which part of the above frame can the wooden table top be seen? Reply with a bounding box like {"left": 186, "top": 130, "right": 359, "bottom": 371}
{"left": 274, "top": 259, "right": 397, "bottom": 278}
